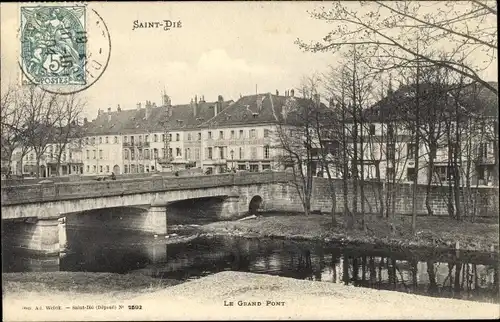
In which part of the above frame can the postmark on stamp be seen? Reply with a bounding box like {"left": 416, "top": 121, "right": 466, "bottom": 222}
{"left": 19, "top": 5, "right": 111, "bottom": 94}
{"left": 20, "top": 6, "right": 87, "bottom": 85}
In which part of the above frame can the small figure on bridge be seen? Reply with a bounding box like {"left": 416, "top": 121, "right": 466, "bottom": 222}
{"left": 110, "top": 172, "right": 116, "bottom": 180}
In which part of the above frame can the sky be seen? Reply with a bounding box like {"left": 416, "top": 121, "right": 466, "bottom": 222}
{"left": 1, "top": 1, "right": 497, "bottom": 120}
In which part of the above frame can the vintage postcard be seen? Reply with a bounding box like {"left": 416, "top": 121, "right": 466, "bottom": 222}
{"left": 1, "top": 1, "right": 498, "bottom": 321}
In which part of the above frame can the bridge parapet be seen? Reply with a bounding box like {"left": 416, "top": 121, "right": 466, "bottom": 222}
{"left": 1, "top": 172, "right": 293, "bottom": 206}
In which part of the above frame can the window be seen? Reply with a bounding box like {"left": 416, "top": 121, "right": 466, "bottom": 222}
{"left": 162, "top": 134, "right": 166, "bottom": 142}
{"left": 93, "top": 165, "right": 96, "bottom": 173}
{"left": 62, "top": 152, "right": 66, "bottom": 161}
{"left": 145, "top": 135, "right": 149, "bottom": 142}
{"left": 124, "top": 136, "right": 128, "bottom": 143}
{"left": 208, "top": 147, "right": 213, "bottom": 160}
{"left": 144, "top": 149, "right": 150, "bottom": 160}
{"left": 262, "top": 163, "right": 271, "bottom": 171}
{"left": 106, "top": 165, "right": 110, "bottom": 173}
{"left": 86, "top": 150, "right": 89, "bottom": 159}
{"left": 186, "top": 148, "right": 191, "bottom": 159}
{"left": 219, "top": 131, "right": 224, "bottom": 139}
{"left": 86, "top": 165, "right": 90, "bottom": 173}
{"left": 220, "top": 147, "right": 225, "bottom": 159}
{"left": 264, "top": 146, "right": 270, "bottom": 159}
{"left": 154, "top": 134, "right": 158, "bottom": 142}
{"left": 407, "top": 143, "right": 416, "bottom": 159}
{"left": 250, "top": 129, "right": 256, "bottom": 138}
{"left": 249, "top": 164, "right": 259, "bottom": 172}
{"left": 198, "top": 132, "right": 201, "bottom": 140}
{"left": 153, "top": 148, "right": 158, "bottom": 159}
{"left": 130, "top": 149, "right": 135, "bottom": 160}
{"left": 238, "top": 164, "right": 246, "bottom": 170}
{"left": 138, "top": 150, "right": 143, "bottom": 160}
{"left": 239, "top": 130, "right": 244, "bottom": 139}
{"left": 99, "top": 165, "right": 103, "bottom": 173}
{"left": 99, "top": 150, "right": 103, "bottom": 159}
{"left": 69, "top": 152, "right": 72, "bottom": 160}
{"left": 176, "top": 148, "right": 181, "bottom": 157}
{"left": 369, "top": 124, "right": 376, "bottom": 135}
{"left": 168, "top": 134, "right": 172, "bottom": 141}
{"left": 478, "top": 143, "right": 488, "bottom": 159}
{"left": 114, "top": 136, "right": 118, "bottom": 143}
{"left": 195, "top": 148, "right": 200, "bottom": 160}
{"left": 130, "top": 136, "right": 134, "bottom": 144}
{"left": 105, "top": 136, "right": 109, "bottom": 143}
{"left": 169, "top": 148, "right": 173, "bottom": 157}
{"left": 93, "top": 150, "right": 96, "bottom": 159}
{"left": 386, "top": 167, "right": 395, "bottom": 181}
{"left": 436, "top": 166, "right": 448, "bottom": 182}
{"left": 251, "top": 147, "right": 257, "bottom": 159}
{"left": 124, "top": 149, "right": 129, "bottom": 159}
{"left": 176, "top": 133, "right": 180, "bottom": 141}
{"left": 208, "top": 131, "right": 212, "bottom": 139}
{"left": 139, "top": 135, "right": 142, "bottom": 143}
{"left": 407, "top": 167, "right": 416, "bottom": 181}
{"left": 230, "top": 130, "right": 235, "bottom": 139}
{"left": 387, "top": 124, "right": 394, "bottom": 137}
{"left": 86, "top": 138, "right": 89, "bottom": 145}
{"left": 477, "top": 166, "right": 485, "bottom": 180}
{"left": 239, "top": 147, "right": 244, "bottom": 159}
{"left": 91, "top": 137, "right": 96, "bottom": 144}
{"left": 387, "top": 143, "right": 395, "bottom": 160}
{"left": 264, "top": 129, "right": 270, "bottom": 138}
{"left": 124, "top": 165, "right": 129, "bottom": 174}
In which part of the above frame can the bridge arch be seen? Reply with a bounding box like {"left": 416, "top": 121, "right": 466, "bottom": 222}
{"left": 248, "top": 195, "right": 263, "bottom": 215}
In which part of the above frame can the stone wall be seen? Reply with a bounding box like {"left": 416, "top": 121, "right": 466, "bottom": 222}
{"left": 309, "top": 178, "right": 498, "bottom": 217}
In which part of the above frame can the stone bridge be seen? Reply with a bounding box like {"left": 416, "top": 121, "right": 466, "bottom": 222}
{"left": 2, "top": 171, "right": 497, "bottom": 255}
{"left": 1, "top": 172, "right": 299, "bottom": 254}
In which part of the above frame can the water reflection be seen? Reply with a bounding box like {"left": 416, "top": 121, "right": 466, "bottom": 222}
{"left": 2, "top": 229, "right": 498, "bottom": 304}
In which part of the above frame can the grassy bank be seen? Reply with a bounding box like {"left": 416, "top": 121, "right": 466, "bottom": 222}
{"left": 200, "top": 213, "right": 499, "bottom": 254}
{"left": 2, "top": 272, "right": 182, "bottom": 299}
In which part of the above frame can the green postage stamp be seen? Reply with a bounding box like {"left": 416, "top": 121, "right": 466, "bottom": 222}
{"left": 20, "top": 6, "right": 87, "bottom": 85}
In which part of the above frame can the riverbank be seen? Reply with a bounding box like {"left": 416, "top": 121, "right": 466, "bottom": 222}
{"left": 2, "top": 272, "right": 181, "bottom": 300}
{"left": 199, "top": 213, "right": 499, "bottom": 254}
{"left": 3, "top": 271, "right": 498, "bottom": 320}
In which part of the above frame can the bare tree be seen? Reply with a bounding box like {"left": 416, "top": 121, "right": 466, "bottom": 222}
{"left": 52, "top": 94, "right": 86, "bottom": 176}
{"left": 0, "top": 85, "right": 24, "bottom": 176}
{"left": 18, "top": 86, "right": 62, "bottom": 178}
{"left": 297, "top": 1, "right": 497, "bottom": 94}
{"left": 274, "top": 78, "right": 321, "bottom": 216}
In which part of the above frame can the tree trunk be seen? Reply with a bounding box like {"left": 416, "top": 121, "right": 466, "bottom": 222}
{"left": 426, "top": 144, "right": 436, "bottom": 216}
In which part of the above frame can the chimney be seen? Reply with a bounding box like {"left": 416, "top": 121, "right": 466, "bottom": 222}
{"left": 191, "top": 98, "right": 197, "bottom": 117}
{"left": 329, "top": 97, "right": 334, "bottom": 109}
{"left": 84, "top": 117, "right": 88, "bottom": 124}
{"left": 107, "top": 113, "right": 112, "bottom": 122}
{"left": 290, "top": 89, "right": 295, "bottom": 97}
{"left": 137, "top": 102, "right": 141, "bottom": 110}
{"left": 97, "top": 109, "right": 102, "bottom": 116}
{"left": 145, "top": 104, "right": 151, "bottom": 119}
{"left": 217, "top": 95, "right": 224, "bottom": 115}
{"left": 313, "top": 93, "right": 320, "bottom": 106}
{"left": 276, "top": 90, "right": 279, "bottom": 96}
{"left": 152, "top": 102, "right": 157, "bottom": 108}
{"left": 117, "top": 104, "right": 121, "bottom": 112}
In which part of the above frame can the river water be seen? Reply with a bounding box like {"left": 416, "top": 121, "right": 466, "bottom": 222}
{"left": 2, "top": 220, "right": 498, "bottom": 304}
